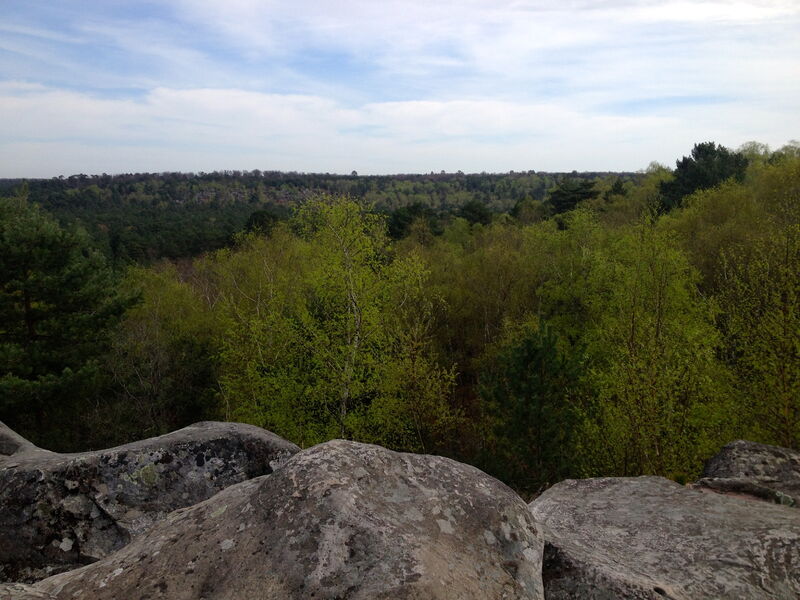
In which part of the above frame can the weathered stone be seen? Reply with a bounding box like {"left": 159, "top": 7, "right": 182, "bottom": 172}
{"left": 692, "top": 440, "right": 800, "bottom": 507}
{"left": 0, "top": 421, "right": 299, "bottom": 583}
{"left": 25, "top": 440, "right": 544, "bottom": 599}
{"left": 530, "top": 476, "right": 800, "bottom": 599}
{"left": 0, "top": 583, "right": 53, "bottom": 600}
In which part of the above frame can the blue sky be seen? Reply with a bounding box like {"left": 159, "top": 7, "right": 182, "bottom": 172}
{"left": 1, "top": 0, "right": 798, "bottom": 176}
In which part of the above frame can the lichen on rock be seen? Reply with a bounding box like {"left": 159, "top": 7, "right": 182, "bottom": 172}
{"left": 0, "top": 421, "right": 299, "bottom": 583}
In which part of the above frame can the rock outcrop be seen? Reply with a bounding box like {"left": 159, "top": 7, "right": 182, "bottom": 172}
{"left": 530, "top": 476, "right": 800, "bottom": 599}
{"left": 6, "top": 427, "right": 800, "bottom": 600}
{"left": 692, "top": 439, "right": 800, "bottom": 507}
{"left": 8, "top": 440, "right": 545, "bottom": 600}
{"left": 0, "top": 421, "right": 299, "bottom": 583}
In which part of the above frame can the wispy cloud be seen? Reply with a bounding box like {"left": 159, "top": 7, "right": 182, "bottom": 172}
{"left": 0, "top": 0, "right": 798, "bottom": 175}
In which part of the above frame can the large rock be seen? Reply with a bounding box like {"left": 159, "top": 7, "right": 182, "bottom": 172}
{"left": 531, "top": 476, "right": 800, "bottom": 599}
{"left": 0, "top": 583, "right": 51, "bottom": 600}
{"left": 0, "top": 421, "right": 299, "bottom": 583}
{"left": 14, "top": 440, "right": 544, "bottom": 600}
{"left": 692, "top": 439, "right": 800, "bottom": 507}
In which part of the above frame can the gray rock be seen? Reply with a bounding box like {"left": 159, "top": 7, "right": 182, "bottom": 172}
{"left": 0, "top": 421, "right": 299, "bottom": 583}
{"left": 0, "top": 425, "right": 46, "bottom": 458}
{"left": 26, "top": 440, "right": 544, "bottom": 599}
{"left": 531, "top": 476, "right": 800, "bottom": 600}
{"left": 692, "top": 440, "right": 800, "bottom": 507}
{"left": 0, "top": 583, "right": 53, "bottom": 600}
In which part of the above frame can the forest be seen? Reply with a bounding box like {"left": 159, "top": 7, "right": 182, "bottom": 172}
{"left": 1, "top": 141, "right": 798, "bottom": 497}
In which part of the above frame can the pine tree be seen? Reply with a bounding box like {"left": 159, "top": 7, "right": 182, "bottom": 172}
{"left": 0, "top": 193, "right": 131, "bottom": 449}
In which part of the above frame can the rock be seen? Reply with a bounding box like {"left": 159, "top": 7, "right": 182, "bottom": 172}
{"left": 25, "top": 440, "right": 544, "bottom": 599}
{"left": 0, "top": 424, "right": 47, "bottom": 458}
{"left": 530, "top": 476, "right": 800, "bottom": 599}
{"left": 0, "top": 583, "right": 53, "bottom": 600}
{"left": 692, "top": 439, "right": 800, "bottom": 507}
{"left": 0, "top": 421, "right": 299, "bottom": 583}
{"left": 0, "top": 582, "right": 54, "bottom": 600}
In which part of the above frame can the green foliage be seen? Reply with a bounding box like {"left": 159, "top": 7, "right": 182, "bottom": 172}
{"left": 88, "top": 265, "right": 221, "bottom": 447}
{"left": 660, "top": 142, "right": 748, "bottom": 211}
{"left": 6, "top": 144, "right": 799, "bottom": 495}
{"left": 547, "top": 178, "right": 599, "bottom": 214}
{"left": 3, "top": 170, "right": 628, "bottom": 263}
{"left": 387, "top": 202, "right": 442, "bottom": 239}
{"left": 215, "top": 196, "right": 458, "bottom": 451}
{"left": 245, "top": 206, "right": 286, "bottom": 234}
{"left": 0, "top": 194, "right": 131, "bottom": 449}
{"left": 576, "top": 221, "right": 731, "bottom": 477}
{"left": 510, "top": 197, "right": 549, "bottom": 225}
{"left": 458, "top": 199, "right": 493, "bottom": 225}
{"left": 480, "top": 320, "right": 581, "bottom": 495}
{"left": 719, "top": 227, "right": 800, "bottom": 449}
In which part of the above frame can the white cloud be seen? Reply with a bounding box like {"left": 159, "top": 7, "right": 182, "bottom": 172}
{"left": 1, "top": 82, "right": 795, "bottom": 177}
{"left": 0, "top": 1, "right": 798, "bottom": 175}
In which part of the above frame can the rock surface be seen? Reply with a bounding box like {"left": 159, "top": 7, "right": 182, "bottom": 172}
{"left": 12, "top": 440, "right": 545, "bottom": 600}
{"left": 530, "top": 476, "right": 800, "bottom": 599}
{"left": 692, "top": 439, "right": 800, "bottom": 507}
{"left": 0, "top": 583, "right": 53, "bottom": 600}
{"left": 0, "top": 421, "right": 299, "bottom": 583}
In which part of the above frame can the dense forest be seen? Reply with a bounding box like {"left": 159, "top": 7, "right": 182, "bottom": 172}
{"left": 0, "top": 169, "right": 634, "bottom": 265}
{"left": 1, "top": 141, "right": 798, "bottom": 497}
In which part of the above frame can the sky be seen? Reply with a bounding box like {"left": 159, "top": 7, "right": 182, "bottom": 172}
{"left": 1, "top": 0, "right": 798, "bottom": 177}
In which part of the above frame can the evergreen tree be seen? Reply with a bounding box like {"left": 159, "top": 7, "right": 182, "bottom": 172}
{"left": 0, "top": 193, "right": 131, "bottom": 449}
{"left": 547, "top": 178, "right": 599, "bottom": 214}
{"left": 660, "top": 142, "right": 748, "bottom": 211}
{"left": 480, "top": 320, "right": 581, "bottom": 495}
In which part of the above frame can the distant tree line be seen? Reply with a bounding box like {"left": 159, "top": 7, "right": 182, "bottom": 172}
{"left": 0, "top": 169, "right": 640, "bottom": 265}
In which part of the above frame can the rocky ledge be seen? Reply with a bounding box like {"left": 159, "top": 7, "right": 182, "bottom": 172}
{"left": 3, "top": 438, "right": 544, "bottom": 600}
{"left": 531, "top": 476, "right": 799, "bottom": 599}
{"left": 691, "top": 439, "right": 800, "bottom": 507}
{"left": 1, "top": 422, "right": 799, "bottom": 599}
{"left": 0, "top": 421, "right": 299, "bottom": 582}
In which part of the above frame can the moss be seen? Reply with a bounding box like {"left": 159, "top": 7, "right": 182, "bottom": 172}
{"left": 132, "top": 463, "right": 159, "bottom": 487}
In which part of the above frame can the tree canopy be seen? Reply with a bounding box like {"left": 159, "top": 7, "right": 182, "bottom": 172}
{"left": 0, "top": 193, "right": 132, "bottom": 449}
{"left": 3, "top": 142, "right": 798, "bottom": 496}
{"left": 659, "top": 142, "right": 748, "bottom": 211}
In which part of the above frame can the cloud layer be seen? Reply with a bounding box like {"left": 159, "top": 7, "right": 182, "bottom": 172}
{"left": 1, "top": 0, "right": 798, "bottom": 176}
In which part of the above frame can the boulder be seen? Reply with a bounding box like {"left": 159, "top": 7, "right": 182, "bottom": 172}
{"left": 0, "top": 583, "right": 52, "bottom": 600}
{"left": 692, "top": 439, "right": 800, "bottom": 507}
{"left": 22, "top": 440, "right": 544, "bottom": 599}
{"left": 0, "top": 421, "right": 299, "bottom": 583}
{"left": 530, "top": 476, "right": 800, "bottom": 599}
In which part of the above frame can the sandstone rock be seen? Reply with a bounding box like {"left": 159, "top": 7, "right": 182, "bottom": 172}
{"left": 0, "top": 583, "right": 53, "bottom": 600}
{"left": 0, "top": 424, "right": 46, "bottom": 458}
{"left": 693, "top": 439, "right": 800, "bottom": 507}
{"left": 24, "top": 440, "right": 544, "bottom": 599}
{"left": 530, "top": 476, "right": 800, "bottom": 599}
{"left": 0, "top": 421, "right": 299, "bottom": 583}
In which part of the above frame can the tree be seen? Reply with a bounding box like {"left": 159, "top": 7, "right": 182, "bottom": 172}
{"left": 458, "top": 199, "right": 492, "bottom": 225}
{"left": 244, "top": 206, "right": 283, "bottom": 234}
{"left": 90, "top": 265, "right": 220, "bottom": 447}
{"left": 0, "top": 194, "right": 131, "bottom": 449}
{"left": 577, "top": 221, "right": 731, "bottom": 478}
{"left": 510, "top": 197, "right": 548, "bottom": 225}
{"left": 604, "top": 178, "right": 627, "bottom": 201}
{"left": 216, "top": 196, "right": 458, "bottom": 450}
{"left": 387, "top": 202, "right": 440, "bottom": 239}
{"left": 720, "top": 225, "right": 800, "bottom": 449}
{"left": 479, "top": 320, "right": 581, "bottom": 496}
{"left": 546, "top": 178, "right": 599, "bottom": 214}
{"left": 660, "top": 142, "right": 748, "bottom": 211}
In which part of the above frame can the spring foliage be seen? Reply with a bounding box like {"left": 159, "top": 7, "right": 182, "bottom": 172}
{"left": 2, "top": 146, "right": 798, "bottom": 495}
